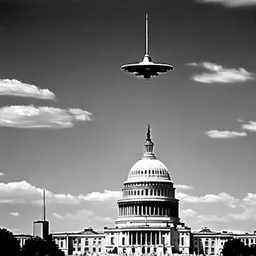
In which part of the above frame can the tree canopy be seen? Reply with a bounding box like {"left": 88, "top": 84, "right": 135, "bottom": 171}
{"left": 0, "top": 228, "right": 21, "bottom": 256}
{"left": 222, "top": 239, "right": 256, "bottom": 256}
{"left": 21, "top": 235, "right": 64, "bottom": 256}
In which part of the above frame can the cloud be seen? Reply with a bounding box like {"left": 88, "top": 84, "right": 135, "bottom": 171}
{"left": 0, "top": 105, "right": 92, "bottom": 129}
{"left": 187, "top": 62, "right": 254, "bottom": 83}
{"left": 228, "top": 205, "right": 256, "bottom": 221}
{"left": 0, "top": 180, "right": 121, "bottom": 205}
{"left": 242, "top": 121, "right": 256, "bottom": 132}
{"left": 181, "top": 209, "right": 198, "bottom": 217}
{"left": 196, "top": 0, "right": 256, "bottom": 7}
{"left": 205, "top": 130, "right": 247, "bottom": 139}
{"left": 243, "top": 193, "right": 256, "bottom": 205}
{"left": 197, "top": 214, "right": 230, "bottom": 223}
{"left": 9, "top": 212, "right": 20, "bottom": 217}
{"left": 52, "top": 213, "right": 64, "bottom": 220}
{"left": 52, "top": 210, "right": 113, "bottom": 224}
{"left": 64, "top": 209, "right": 94, "bottom": 220}
{"left": 0, "top": 79, "right": 56, "bottom": 100}
{"left": 177, "top": 192, "right": 239, "bottom": 208}
{"left": 80, "top": 190, "right": 122, "bottom": 201}
{"left": 0, "top": 172, "right": 4, "bottom": 176}
{"left": 175, "top": 184, "right": 194, "bottom": 190}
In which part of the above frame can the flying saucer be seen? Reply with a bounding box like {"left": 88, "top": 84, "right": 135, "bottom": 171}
{"left": 121, "top": 14, "right": 173, "bottom": 80}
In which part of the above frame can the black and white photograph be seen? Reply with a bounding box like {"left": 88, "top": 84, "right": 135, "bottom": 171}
{"left": 1, "top": 0, "right": 256, "bottom": 255}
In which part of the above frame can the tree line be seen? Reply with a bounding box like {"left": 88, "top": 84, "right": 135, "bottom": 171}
{"left": 222, "top": 239, "right": 256, "bottom": 256}
{"left": 0, "top": 228, "right": 64, "bottom": 256}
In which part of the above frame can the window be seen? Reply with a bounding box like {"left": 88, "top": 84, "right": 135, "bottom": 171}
{"left": 111, "top": 237, "right": 115, "bottom": 245}
{"left": 60, "top": 241, "right": 63, "bottom": 247}
{"left": 212, "top": 241, "right": 215, "bottom": 246}
{"left": 99, "top": 248, "right": 101, "bottom": 252}
{"left": 93, "top": 248, "right": 96, "bottom": 252}
{"left": 85, "top": 240, "right": 89, "bottom": 246}
{"left": 181, "top": 237, "right": 184, "bottom": 245}
{"left": 78, "top": 247, "right": 81, "bottom": 251}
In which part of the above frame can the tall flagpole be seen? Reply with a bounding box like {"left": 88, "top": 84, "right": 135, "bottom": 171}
{"left": 43, "top": 189, "right": 46, "bottom": 221}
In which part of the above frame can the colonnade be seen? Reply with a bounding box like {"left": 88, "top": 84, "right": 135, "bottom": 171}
{"left": 118, "top": 204, "right": 178, "bottom": 217}
{"left": 123, "top": 187, "right": 174, "bottom": 198}
{"left": 123, "top": 231, "right": 165, "bottom": 246}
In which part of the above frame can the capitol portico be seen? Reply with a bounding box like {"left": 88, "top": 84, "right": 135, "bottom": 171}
{"left": 104, "top": 126, "right": 191, "bottom": 255}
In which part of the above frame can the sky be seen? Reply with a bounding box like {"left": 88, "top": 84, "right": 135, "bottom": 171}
{"left": 1, "top": 0, "right": 256, "bottom": 235}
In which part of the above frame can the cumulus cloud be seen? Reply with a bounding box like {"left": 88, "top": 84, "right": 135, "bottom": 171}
{"left": 197, "top": 214, "right": 229, "bottom": 223}
{"left": 0, "top": 172, "right": 4, "bottom": 176}
{"left": 52, "top": 213, "right": 64, "bottom": 220}
{"left": 175, "top": 184, "right": 194, "bottom": 190}
{"left": 228, "top": 205, "right": 256, "bottom": 222}
{"left": 196, "top": 0, "right": 256, "bottom": 7}
{"left": 187, "top": 62, "right": 254, "bottom": 83}
{"left": 0, "top": 105, "right": 92, "bottom": 129}
{"left": 0, "top": 180, "right": 121, "bottom": 205}
{"left": 177, "top": 192, "right": 239, "bottom": 208}
{"left": 242, "top": 121, "right": 256, "bottom": 132}
{"left": 53, "top": 209, "right": 113, "bottom": 224}
{"left": 0, "top": 79, "right": 56, "bottom": 100}
{"left": 205, "top": 130, "right": 247, "bottom": 139}
{"left": 80, "top": 190, "right": 122, "bottom": 201}
{"left": 9, "top": 212, "right": 20, "bottom": 217}
{"left": 64, "top": 209, "right": 94, "bottom": 220}
{"left": 181, "top": 209, "right": 198, "bottom": 217}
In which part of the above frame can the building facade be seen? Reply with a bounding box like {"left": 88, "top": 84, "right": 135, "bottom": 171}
{"left": 53, "top": 227, "right": 105, "bottom": 256}
{"left": 193, "top": 227, "right": 256, "bottom": 256}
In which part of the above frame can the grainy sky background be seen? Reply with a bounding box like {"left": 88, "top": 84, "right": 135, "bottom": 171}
{"left": 1, "top": 0, "right": 256, "bottom": 234}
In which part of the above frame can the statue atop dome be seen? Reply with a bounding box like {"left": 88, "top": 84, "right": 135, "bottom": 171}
{"left": 146, "top": 124, "right": 152, "bottom": 142}
{"left": 144, "top": 125, "right": 154, "bottom": 156}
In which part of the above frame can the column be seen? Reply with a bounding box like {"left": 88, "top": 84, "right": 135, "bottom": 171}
{"left": 131, "top": 232, "right": 133, "bottom": 245}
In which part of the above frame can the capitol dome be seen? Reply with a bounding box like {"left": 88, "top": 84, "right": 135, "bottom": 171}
{"left": 127, "top": 158, "right": 171, "bottom": 182}
{"left": 126, "top": 125, "right": 171, "bottom": 182}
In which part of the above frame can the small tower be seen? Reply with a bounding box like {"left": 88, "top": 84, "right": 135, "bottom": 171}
{"left": 142, "top": 125, "right": 156, "bottom": 159}
{"left": 32, "top": 189, "right": 49, "bottom": 239}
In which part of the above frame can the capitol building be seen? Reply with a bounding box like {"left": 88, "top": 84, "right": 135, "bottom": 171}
{"left": 104, "top": 126, "right": 191, "bottom": 255}
{"left": 17, "top": 126, "right": 256, "bottom": 256}
{"left": 52, "top": 126, "right": 191, "bottom": 255}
